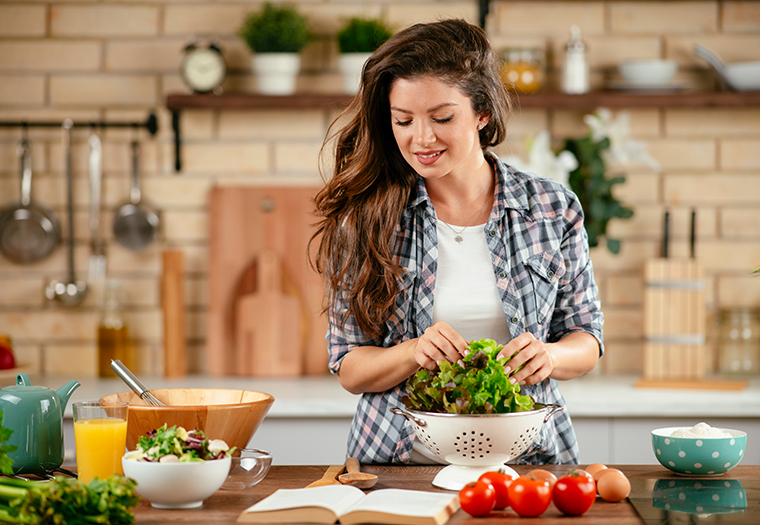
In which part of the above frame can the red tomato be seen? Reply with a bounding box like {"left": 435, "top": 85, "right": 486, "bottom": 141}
{"left": 478, "top": 469, "right": 516, "bottom": 510}
{"left": 507, "top": 475, "right": 552, "bottom": 517}
{"left": 459, "top": 480, "right": 496, "bottom": 517}
{"left": 552, "top": 472, "right": 597, "bottom": 516}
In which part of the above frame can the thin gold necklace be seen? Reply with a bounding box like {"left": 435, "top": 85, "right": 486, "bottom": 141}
{"left": 438, "top": 188, "right": 492, "bottom": 244}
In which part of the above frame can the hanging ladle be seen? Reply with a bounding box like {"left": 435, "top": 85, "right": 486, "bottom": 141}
{"left": 46, "top": 119, "right": 88, "bottom": 306}
{"left": 112, "top": 141, "right": 159, "bottom": 250}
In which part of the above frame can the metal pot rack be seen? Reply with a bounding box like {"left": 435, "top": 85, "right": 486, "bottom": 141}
{"left": 0, "top": 112, "right": 158, "bottom": 136}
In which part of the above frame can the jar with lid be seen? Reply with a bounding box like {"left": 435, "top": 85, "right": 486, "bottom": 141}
{"left": 97, "top": 279, "right": 132, "bottom": 377}
{"left": 500, "top": 48, "right": 546, "bottom": 94}
{"left": 716, "top": 308, "right": 760, "bottom": 375}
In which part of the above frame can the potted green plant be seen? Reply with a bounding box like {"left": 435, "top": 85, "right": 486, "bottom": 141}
{"left": 239, "top": 2, "right": 311, "bottom": 95}
{"left": 336, "top": 17, "right": 393, "bottom": 94}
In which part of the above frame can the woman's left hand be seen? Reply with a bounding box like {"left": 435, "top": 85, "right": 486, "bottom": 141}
{"left": 497, "top": 333, "right": 554, "bottom": 386}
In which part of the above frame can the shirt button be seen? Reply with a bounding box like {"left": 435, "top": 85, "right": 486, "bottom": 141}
{"left": 489, "top": 230, "right": 497, "bottom": 237}
{"left": 511, "top": 316, "right": 519, "bottom": 323}
{"left": 548, "top": 270, "right": 555, "bottom": 277}
{"left": 498, "top": 271, "right": 507, "bottom": 279}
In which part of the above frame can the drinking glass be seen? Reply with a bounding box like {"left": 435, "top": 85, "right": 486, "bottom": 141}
{"left": 73, "top": 401, "right": 129, "bottom": 484}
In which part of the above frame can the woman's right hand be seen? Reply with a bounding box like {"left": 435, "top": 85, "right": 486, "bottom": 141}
{"left": 413, "top": 321, "right": 469, "bottom": 371}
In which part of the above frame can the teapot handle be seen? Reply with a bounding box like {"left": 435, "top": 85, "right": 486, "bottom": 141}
{"left": 16, "top": 373, "right": 31, "bottom": 387}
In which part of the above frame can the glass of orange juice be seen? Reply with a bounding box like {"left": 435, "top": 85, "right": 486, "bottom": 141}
{"left": 73, "top": 401, "right": 129, "bottom": 485}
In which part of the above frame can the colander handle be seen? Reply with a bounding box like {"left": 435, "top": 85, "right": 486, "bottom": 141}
{"left": 542, "top": 403, "right": 565, "bottom": 422}
{"left": 390, "top": 406, "right": 427, "bottom": 427}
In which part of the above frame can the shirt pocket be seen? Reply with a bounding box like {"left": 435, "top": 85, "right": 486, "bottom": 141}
{"left": 525, "top": 251, "right": 566, "bottom": 325}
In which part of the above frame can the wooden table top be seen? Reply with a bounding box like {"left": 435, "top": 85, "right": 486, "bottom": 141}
{"left": 131, "top": 464, "right": 759, "bottom": 524}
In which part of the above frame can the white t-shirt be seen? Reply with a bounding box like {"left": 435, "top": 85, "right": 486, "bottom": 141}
{"left": 431, "top": 219, "right": 511, "bottom": 346}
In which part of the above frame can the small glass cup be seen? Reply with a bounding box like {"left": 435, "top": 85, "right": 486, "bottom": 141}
{"left": 73, "top": 401, "right": 129, "bottom": 485}
{"left": 221, "top": 448, "right": 272, "bottom": 490}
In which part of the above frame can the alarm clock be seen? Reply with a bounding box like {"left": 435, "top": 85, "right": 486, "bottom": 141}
{"left": 180, "top": 40, "right": 226, "bottom": 94}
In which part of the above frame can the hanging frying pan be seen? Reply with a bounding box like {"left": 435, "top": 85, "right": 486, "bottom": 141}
{"left": 112, "top": 141, "right": 159, "bottom": 250}
{"left": 0, "top": 138, "right": 61, "bottom": 264}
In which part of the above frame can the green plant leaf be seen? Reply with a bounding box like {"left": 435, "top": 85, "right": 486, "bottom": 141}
{"left": 606, "top": 238, "right": 622, "bottom": 254}
{"left": 239, "top": 2, "right": 311, "bottom": 53}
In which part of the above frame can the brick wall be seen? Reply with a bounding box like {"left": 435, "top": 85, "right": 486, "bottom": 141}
{"left": 0, "top": 1, "right": 758, "bottom": 378}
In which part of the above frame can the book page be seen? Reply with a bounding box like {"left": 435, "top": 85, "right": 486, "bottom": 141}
{"left": 242, "top": 485, "right": 365, "bottom": 516}
{"left": 340, "top": 489, "right": 459, "bottom": 524}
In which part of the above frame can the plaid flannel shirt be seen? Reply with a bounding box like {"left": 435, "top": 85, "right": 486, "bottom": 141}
{"left": 327, "top": 152, "right": 604, "bottom": 464}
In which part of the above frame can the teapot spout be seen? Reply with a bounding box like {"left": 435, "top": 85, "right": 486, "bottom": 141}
{"left": 56, "top": 380, "right": 81, "bottom": 410}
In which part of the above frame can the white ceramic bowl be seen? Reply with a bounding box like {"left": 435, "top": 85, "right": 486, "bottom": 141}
{"left": 619, "top": 59, "right": 677, "bottom": 86}
{"left": 122, "top": 455, "right": 231, "bottom": 509}
{"left": 724, "top": 61, "right": 760, "bottom": 91}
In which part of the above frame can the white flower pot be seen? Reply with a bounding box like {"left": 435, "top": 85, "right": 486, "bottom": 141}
{"left": 252, "top": 53, "right": 301, "bottom": 95}
{"left": 338, "top": 53, "right": 372, "bottom": 94}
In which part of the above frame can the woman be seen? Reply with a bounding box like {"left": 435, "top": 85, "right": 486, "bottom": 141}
{"left": 311, "top": 19, "right": 603, "bottom": 465}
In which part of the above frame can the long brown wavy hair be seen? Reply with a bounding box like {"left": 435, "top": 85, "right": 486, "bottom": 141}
{"left": 311, "top": 19, "right": 511, "bottom": 340}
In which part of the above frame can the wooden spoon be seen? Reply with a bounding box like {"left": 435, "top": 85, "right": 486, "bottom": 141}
{"left": 305, "top": 465, "right": 345, "bottom": 488}
{"left": 338, "top": 457, "right": 378, "bottom": 489}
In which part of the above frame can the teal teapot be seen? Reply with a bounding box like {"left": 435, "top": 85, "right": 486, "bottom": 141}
{"left": 0, "top": 373, "right": 80, "bottom": 474}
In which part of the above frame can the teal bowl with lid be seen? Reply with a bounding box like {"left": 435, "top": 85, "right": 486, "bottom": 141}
{"left": 652, "top": 427, "right": 747, "bottom": 476}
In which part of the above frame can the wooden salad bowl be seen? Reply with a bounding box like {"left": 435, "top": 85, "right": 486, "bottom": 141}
{"left": 99, "top": 388, "right": 274, "bottom": 451}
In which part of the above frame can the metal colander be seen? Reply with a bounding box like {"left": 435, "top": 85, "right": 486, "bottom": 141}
{"left": 391, "top": 403, "right": 564, "bottom": 467}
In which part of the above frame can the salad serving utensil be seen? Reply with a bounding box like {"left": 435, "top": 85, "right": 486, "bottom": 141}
{"left": 110, "top": 359, "right": 165, "bottom": 406}
{"left": 305, "top": 465, "right": 345, "bottom": 488}
{"left": 338, "top": 457, "right": 377, "bottom": 489}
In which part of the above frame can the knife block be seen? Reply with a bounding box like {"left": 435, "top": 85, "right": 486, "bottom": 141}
{"left": 643, "top": 259, "right": 706, "bottom": 380}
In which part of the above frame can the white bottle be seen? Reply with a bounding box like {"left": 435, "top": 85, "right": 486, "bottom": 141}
{"left": 562, "top": 25, "right": 589, "bottom": 94}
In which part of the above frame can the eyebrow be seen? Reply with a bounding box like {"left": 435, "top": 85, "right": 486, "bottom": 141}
{"left": 389, "top": 102, "right": 458, "bottom": 114}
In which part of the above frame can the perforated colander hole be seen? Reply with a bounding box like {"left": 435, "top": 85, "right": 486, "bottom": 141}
{"left": 454, "top": 434, "right": 492, "bottom": 459}
{"left": 418, "top": 429, "right": 440, "bottom": 454}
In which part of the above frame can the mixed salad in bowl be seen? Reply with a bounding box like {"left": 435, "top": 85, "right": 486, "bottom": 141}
{"left": 123, "top": 424, "right": 234, "bottom": 463}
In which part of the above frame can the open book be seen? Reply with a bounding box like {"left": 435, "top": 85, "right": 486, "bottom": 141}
{"left": 237, "top": 485, "right": 459, "bottom": 525}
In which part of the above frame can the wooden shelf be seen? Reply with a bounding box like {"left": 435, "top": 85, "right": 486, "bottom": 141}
{"left": 165, "top": 90, "right": 760, "bottom": 171}
{"left": 166, "top": 91, "right": 760, "bottom": 112}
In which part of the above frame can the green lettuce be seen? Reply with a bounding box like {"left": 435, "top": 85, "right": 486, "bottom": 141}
{"left": 403, "top": 338, "right": 534, "bottom": 414}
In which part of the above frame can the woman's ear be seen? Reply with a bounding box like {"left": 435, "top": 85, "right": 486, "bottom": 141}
{"left": 477, "top": 112, "right": 490, "bottom": 130}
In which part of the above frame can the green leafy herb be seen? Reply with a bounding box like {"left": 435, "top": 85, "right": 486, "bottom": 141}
{"left": 0, "top": 474, "right": 139, "bottom": 524}
{"left": 404, "top": 338, "right": 535, "bottom": 414}
{"left": 130, "top": 424, "right": 233, "bottom": 463}
{"left": 0, "top": 410, "right": 17, "bottom": 476}
{"left": 564, "top": 135, "right": 634, "bottom": 255}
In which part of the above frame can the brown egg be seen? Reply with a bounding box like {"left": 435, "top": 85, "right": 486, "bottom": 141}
{"left": 585, "top": 463, "right": 608, "bottom": 477}
{"left": 596, "top": 469, "right": 630, "bottom": 502}
{"left": 569, "top": 468, "right": 595, "bottom": 483}
{"left": 527, "top": 468, "right": 558, "bottom": 488}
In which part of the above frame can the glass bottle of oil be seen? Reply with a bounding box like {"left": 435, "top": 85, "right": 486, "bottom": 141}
{"left": 98, "top": 279, "right": 132, "bottom": 377}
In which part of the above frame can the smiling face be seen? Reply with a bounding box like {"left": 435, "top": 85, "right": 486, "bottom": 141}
{"left": 389, "top": 76, "right": 489, "bottom": 182}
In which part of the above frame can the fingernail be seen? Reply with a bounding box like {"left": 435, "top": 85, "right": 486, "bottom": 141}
{"left": 457, "top": 359, "right": 465, "bottom": 367}
{"left": 509, "top": 377, "right": 517, "bottom": 384}
{"left": 519, "top": 380, "right": 526, "bottom": 386}
{"left": 504, "top": 366, "right": 511, "bottom": 374}
{"left": 463, "top": 349, "right": 470, "bottom": 356}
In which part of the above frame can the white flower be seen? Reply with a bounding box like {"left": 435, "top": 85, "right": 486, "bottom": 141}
{"left": 583, "top": 108, "right": 660, "bottom": 171}
{"left": 208, "top": 439, "right": 230, "bottom": 455}
{"left": 502, "top": 130, "right": 578, "bottom": 187}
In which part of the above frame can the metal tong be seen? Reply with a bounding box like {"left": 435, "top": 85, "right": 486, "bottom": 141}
{"left": 110, "top": 359, "right": 165, "bottom": 406}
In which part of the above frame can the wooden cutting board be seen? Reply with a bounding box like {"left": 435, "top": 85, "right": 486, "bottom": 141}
{"left": 208, "top": 185, "right": 328, "bottom": 377}
{"left": 235, "top": 251, "right": 303, "bottom": 376}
